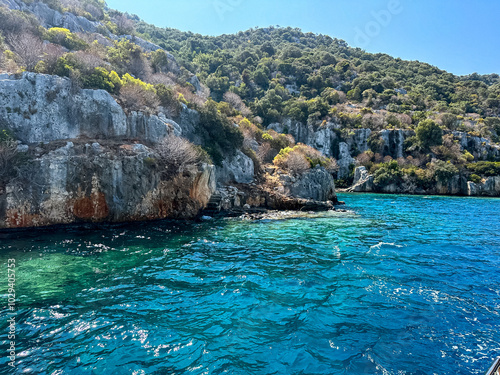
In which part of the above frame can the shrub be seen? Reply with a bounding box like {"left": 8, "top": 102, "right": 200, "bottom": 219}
{"left": 6, "top": 31, "right": 44, "bottom": 70}
{"left": 466, "top": 161, "right": 500, "bottom": 177}
{"left": 373, "top": 160, "right": 402, "bottom": 186}
{"left": 274, "top": 147, "right": 310, "bottom": 174}
{"left": 119, "top": 73, "right": 158, "bottom": 111}
{"left": 429, "top": 160, "right": 459, "bottom": 183}
{"left": 273, "top": 143, "right": 336, "bottom": 173}
{"left": 469, "top": 174, "right": 482, "bottom": 184}
{"left": 45, "top": 28, "right": 87, "bottom": 50}
{"left": 155, "top": 135, "right": 203, "bottom": 178}
{"left": 81, "top": 67, "right": 122, "bottom": 94}
{"left": 120, "top": 83, "right": 159, "bottom": 111}
{"left": 198, "top": 99, "right": 244, "bottom": 165}
{"left": 416, "top": 119, "right": 443, "bottom": 150}
{"left": 155, "top": 83, "right": 181, "bottom": 114}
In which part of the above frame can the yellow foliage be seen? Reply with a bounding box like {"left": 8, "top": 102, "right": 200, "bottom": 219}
{"left": 121, "top": 73, "right": 155, "bottom": 92}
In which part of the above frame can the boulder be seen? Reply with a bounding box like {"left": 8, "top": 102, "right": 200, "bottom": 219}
{"left": 281, "top": 166, "right": 337, "bottom": 202}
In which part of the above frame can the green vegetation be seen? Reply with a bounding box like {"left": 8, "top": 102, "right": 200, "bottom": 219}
{"left": 466, "top": 162, "right": 500, "bottom": 177}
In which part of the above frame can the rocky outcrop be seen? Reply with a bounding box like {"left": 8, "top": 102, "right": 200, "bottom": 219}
{"left": 0, "top": 72, "right": 174, "bottom": 144}
{"left": 215, "top": 150, "right": 255, "bottom": 185}
{"left": 0, "top": 142, "right": 216, "bottom": 229}
{"left": 347, "top": 166, "right": 500, "bottom": 197}
{"left": 467, "top": 177, "right": 500, "bottom": 196}
{"left": 347, "top": 166, "right": 374, "bottom": 192}
{"left": 0, "top": 0, "right": 101, "bottom": 33}
{"left": 379, "top": 129, "right": 414, "bottom": 159}
{"left": 280, "top": 166, "right": 337, "bottom": 201}
{"left": 452, "top": 131, "right": 500, "bottom": 161}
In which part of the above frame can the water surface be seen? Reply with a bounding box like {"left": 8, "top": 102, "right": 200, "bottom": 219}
{"left": 1, "top": 193, "right": 499, "bottom": 374}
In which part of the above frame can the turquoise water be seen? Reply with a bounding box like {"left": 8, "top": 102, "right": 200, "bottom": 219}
{"left": 1, "top": 193, "right": 499, "bottom": 374}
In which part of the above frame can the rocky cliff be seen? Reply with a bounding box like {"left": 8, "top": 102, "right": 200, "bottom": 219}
{"left": 348, "top": 166, "right": 500, "bottom": 197}
{"left": 0, "top": 72, "right": 340, "bottom": 229}
{"left": 0, "top": 72, "right": 218, "bottom": 228}
{"left": 0, "top": 140, "right": 216, "bottom": 229}
{"left": 269, "top": 118, "right": 500, "bottom": 184}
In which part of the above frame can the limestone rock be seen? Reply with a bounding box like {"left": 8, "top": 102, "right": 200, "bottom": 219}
{"left": 337, "top": 142, "right": 355, "bottom": 179}
{"left": 348, "top": 166, "right": 374, "bottom": 192}
{"left": 0, "top": 144, "right": 216, "bottom": 228}
{"left": 0, "top": 73, "right": 173, "bottom": 144}
{"left": 216, "top": 150, "right": 255, "bottom": 185}
{"left": 281, "top": 167, "right": 337, "bottom": 202}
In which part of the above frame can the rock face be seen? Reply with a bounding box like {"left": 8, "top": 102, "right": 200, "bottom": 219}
{"left": 348, "top": 166, "right": 500, "bottom": 196}
{"left": 348, "top": 166, "right": 374, "bottom": 192}
{"left": 215, "top": 150, "right": 255, "bottom": 185}
{"left": 281, "top": 167, "right": 337, "bottom": 202}
{"left": 0, "top": 72, "right": 225, "bottom": 229}
{"left": 0, "top": 0, "right": 101, "bottom": 33}
{"left": 0, "top": 73, "right": 173, "bottom": 144}
{"left": 0, "top": 142, "right": 216, "bottom": 229}
{"left": 467, "top": 177, "right": 500, "bottom": 196}
{"left": 452, "top": 131, "right": 500, "bottom": 161}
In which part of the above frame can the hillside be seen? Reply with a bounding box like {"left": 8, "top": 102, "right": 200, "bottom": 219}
{"left": 0, "top": 0, "right": 499, "bottom": 229}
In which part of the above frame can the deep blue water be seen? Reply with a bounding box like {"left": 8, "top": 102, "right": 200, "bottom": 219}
{"left": 0, "top": 193, "right": 499, "bottom": 374}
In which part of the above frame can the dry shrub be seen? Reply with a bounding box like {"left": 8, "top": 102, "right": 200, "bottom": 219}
{"left": 223, "top": 92, "right": 251, "bottom": 117}
{"left": 431, "top": 134, "right": 462, "bottom": 162}
{"left": 374, "top": 153, "right": 384, "bottom": 163}
{"left": 175, "top": 85, "right": 205, "bottom": 108}
{"left": 356, "top": 150, "right": 374, "bottom": 166}
{"left": 114, "top": 14, "right": 135, "bottom": 35}
{"left": 362, "top": 113, "right": 385, "bottom": 131}
{"left": 40, "top": 43, "right": 65, "bottom": 72}
{"left": 7, "top": 32, "right": 44, "bottom": 70}
{"left": 257, "top": 142, "right": 275, "bottom": 163}
{"left": 155, "top": 135, "right": 202, "bottom": 178}
{"left": 397, "top": 113, "right": 412, "bottom": 127}
{"left": 73, "top": 50, "right": 106, "bottom": 70}
{"left": 383, "top": 155, "right": 393, "bottom": 163}
{"left": 284, "top": 150, "right": 310, "bottom": 174}
{"left": 120, "top": 83, "right": 159, "bottom": 112}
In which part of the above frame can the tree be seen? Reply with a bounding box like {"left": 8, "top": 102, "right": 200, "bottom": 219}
{"left": 416, "top": 119, "right": 443, "bottom": 150}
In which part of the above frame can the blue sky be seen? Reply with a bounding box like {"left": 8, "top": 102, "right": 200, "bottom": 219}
{"left": 105, "top": 0, "right": 500, "bottom": 76}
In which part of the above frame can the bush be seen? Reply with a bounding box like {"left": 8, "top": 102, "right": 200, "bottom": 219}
{"left": 81, "top": 67, "right": 122, "bottom": 93}
{"left": 429, "top": 160, "right": 459, "bottom": 183}
{"left": 119, "top": 73, "right": 159, "bottom": 111}
{"left": 155, "top": 83, "right": 181, "bottom": 114}
{"left": 466, "top": 161, "right": 500, "bottom": 177}
{"left": 154, "top": 135, "right": 203, "bottom": 178}
{"left": 273, "top": 143, "right": 336, "bottom": 174}
{"left": 469, "top": 174, "right": 482, "bottom": 184}
{"left": 198, "top": 99, "right": 244, "bottom": 165}
{"left": 416, "top": 119, "right": 443, "bottom": 150}
{"left": 373, "top": 160, "right": 403, "bottom": 186}
{"left": 45, "top": 28, "right": 87, "bottom": 50}
{"left": 273, "top": 147, "right": 310, "bottom": 174}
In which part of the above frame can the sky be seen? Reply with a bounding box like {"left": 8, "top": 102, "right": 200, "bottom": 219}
{"left": 105, "top": 0, "right": 500, "bottom": 76}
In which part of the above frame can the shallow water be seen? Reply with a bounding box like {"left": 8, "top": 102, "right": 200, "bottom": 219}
{"left": 0, "top": 193, "right": 499, "bottom": 374}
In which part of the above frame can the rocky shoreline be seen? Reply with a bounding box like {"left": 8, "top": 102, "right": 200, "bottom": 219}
{"left": 345, "top": 166, "right": 500, "bottom": 197}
